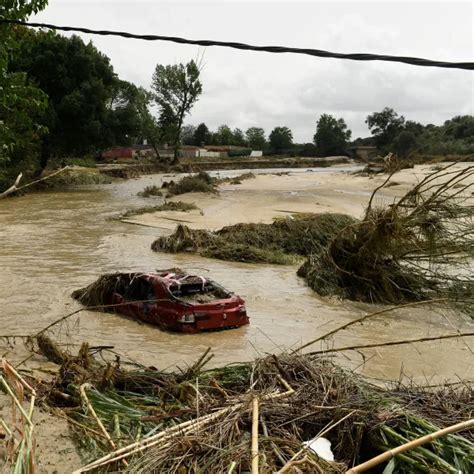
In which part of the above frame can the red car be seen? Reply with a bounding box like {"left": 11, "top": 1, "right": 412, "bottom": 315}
{"left": 73, "top": 270, "right": 249, "bottom": 333}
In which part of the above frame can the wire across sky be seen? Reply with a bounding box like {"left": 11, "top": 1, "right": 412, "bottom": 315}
{"left": 1, "top": 18, "right": 473, "bottom": 71}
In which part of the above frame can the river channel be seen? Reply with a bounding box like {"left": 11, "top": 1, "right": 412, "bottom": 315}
{"left": 0, "top": 167, "right": 472, "bottom": 384}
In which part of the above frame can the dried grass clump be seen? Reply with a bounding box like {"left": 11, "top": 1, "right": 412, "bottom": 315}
{"left": 152, "top": 213, "right": 356, "bottom": 264}
{"left": 33, "top": 340, "right": 473, "bottom": 473}
{"left": 121, "top": 201, "right": 198, "bottom": 218}
{"left": 300, "top": 164, "right": 474, "bottom": 304}
{"left": 71, "top": 273, "right": 126, "bottom": 307}
{"left": 137, "top": 185, "right": 162, "bottom": 197}
{"left": 166, "top": 171, "right": 217, "bottom": 196}
{"left": 217, "top": 171, "right": 256, "bottom": 185}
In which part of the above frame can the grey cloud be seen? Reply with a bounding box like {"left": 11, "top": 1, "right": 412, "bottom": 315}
{"left": 33, "top": 1, "right": 473, "bottom": 142}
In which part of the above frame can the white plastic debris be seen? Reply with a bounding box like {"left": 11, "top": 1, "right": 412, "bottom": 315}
{"left": 303, "top": 437, "right": 334, "bottom": 462}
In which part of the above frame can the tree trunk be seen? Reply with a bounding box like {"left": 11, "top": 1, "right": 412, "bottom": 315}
{"left": 149, "top": 138, "right": 161, "bottom": 162}
{"left": 172, "top": 92, "right": 188, "bottom": 165}
{"left": 34, "top": 137, "right": 51, "bottom": 177}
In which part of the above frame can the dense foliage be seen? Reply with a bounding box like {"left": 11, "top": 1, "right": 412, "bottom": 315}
{"left": 364, "top": 108, "right": 474, "bottom": 157}
{"left": 314, "top": 114, "right": 351, "bottom": 156}
{"left": 0, "top": 0, "right": 49, "bottom": 185}
{"left": 269, "top": 126, "right": 293, "bottom": 153}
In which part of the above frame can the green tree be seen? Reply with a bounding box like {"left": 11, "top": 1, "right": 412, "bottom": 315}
{"left": 10, "top": 31, "right": 118, "bottom": 169}
{"left": 366, "top": 107, "right": 405, "bottom": 149}
{"left": 152, "top": 60, "right": 202, "bottom": 163}
{"left": 213, "top": 125, "right": 234, "bottom": 145}
{"left": 104, "top": 80, "right": 142, "bottom": 146}
{"left": 269, "top": 126, "right": 293, "bottom": 153}
{"left": 444, "top": 115, "right": 474, "bottom": 139}
{"left": 245, "top": 127, "right": 267, "bottom": 150}
{"left": 232, "top": 128, "right": 246, "bottom": 146}
{"left": 181, "top": 125, "right": 196, "bottom": 145}
{"left": 0, "top": 1, "right": 49, "bottom": 181}
{"left": 393, "top": 131, "right": 418, "bottom": 159}
{"left": 314, "top": 114, "right": 351, "bottom": 156}
{"left": 193, "top": 123, "right": 211, "bottom": 146}
{"left": 133, "top": 87, "right": 163, "bottom": 158}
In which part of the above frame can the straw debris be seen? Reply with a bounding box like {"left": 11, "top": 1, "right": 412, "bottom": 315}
{"left": 28, "top": 339, "right": 473, "bottom": 473}
{"left": 137, "top": 185, "right": 162, "bottom": 197}
{"left": 164, "top": 171, "right": 218, "bottom": 196}
{"left": 121, "top": 201, "right": 198, "bottom": 218}
{"left": 152, "top": 213, "right": 356, "bottom": 264}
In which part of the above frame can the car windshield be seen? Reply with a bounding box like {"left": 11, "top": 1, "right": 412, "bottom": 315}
{"left": 168, "top": 277, "right": 231, "bottom": 303}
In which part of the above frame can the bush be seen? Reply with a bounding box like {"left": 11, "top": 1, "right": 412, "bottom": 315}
{"left": 166, "top": 172, "right": 217, "bottom": 196}
{"left": 228, "top": 148, "right": 251, "bottom": 157}
{"left": 138, "top": 185, "right": 162, "bottom": 197}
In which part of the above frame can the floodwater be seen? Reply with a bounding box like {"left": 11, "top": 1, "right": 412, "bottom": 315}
{"left": 0, "top": 167, "right": 472, "bottom": 383}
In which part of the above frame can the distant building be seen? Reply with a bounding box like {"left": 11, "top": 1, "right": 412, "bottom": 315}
{"left": 102, "top": 145, "right": 160, "bottom": 161}
{"left": 348, "top": 145, "right": 378, "bottom": 161}
{"left": 102, "top": 147, "right": 134, "bottom": 160}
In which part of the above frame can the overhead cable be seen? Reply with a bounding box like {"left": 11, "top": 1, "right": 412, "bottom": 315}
{"left": 1, "top": 18, "right": 473, "bottom": 71}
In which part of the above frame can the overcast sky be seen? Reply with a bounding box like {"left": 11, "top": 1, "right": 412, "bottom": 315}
{"left": 32, "top": 1, "right": 473, "bottom": 142}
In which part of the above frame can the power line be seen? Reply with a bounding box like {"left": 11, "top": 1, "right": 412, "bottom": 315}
{"left": 1, "top": 18, "right": 473, "bottom": 71}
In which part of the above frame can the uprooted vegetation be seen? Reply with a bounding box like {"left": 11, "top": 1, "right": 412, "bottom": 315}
{"left": 137, "top": 185, "right": 162, "bottom": 197}
{"left": 162, "top": 171, "right": 256, "bottom": 197}
{"left": 299, "top": 164, "right": 473, "bottom": 304}
{"left": 121, "top": 201, "right": 198, "bottom": 218}
{"left": 152, "top": 213, "right": 356, "bottom": 264}
{"left": 19, "top": 335, "right": 473, "bottom": 473}
{"left": 217, "top": 171, "right": 256, "bottom": 185}
{"left": 164, "top": 171, "right": 218, "bottom": 196}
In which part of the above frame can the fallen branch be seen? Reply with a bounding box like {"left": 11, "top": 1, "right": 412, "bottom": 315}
{"left": 0, "top": 166, "right": 70, "bottom": 198}
{"left": 292, "top": 298, "right": 449, "bottom": 354}
{"left": 347, "top": 418, "right": 474, "bottom": 473}
{"left": 308, "top": 331, "right": 474, "bottom": 355}
{"left": 0, "top": 173, "right": 22, "bottom": 198}
{"left": 251, "top": 397, "right": 259, "bottom": 474}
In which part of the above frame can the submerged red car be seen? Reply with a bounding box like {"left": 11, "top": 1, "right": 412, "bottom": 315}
{"left": 73, "top": 270, "right": 249, "bottom": 333}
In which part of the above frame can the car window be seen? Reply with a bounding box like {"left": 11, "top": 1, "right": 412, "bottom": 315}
{"left": 126, "top": 277, "right": 155, "bottom": 301}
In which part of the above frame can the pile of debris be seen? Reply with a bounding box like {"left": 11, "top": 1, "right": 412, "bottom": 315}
{"left": 299, "top": 164, "right": 473, "bottom": 304}
{"left": 13, "top": 336, "right": 472, "bottom": 473}
{"left": 152, "top": 213, "right": 355, "bottom": 264}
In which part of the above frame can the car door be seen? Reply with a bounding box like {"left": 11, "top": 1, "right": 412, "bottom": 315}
{"left": 123, "top": 277, "right": 156, "bottom": 324}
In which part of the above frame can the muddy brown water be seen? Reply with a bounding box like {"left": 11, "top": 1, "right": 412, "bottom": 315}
{"left": 0, "top": 167, "right": 472, "bottom": 383}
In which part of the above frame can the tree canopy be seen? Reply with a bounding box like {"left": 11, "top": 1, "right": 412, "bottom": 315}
{"left": 366, "top": 107, "right": 405, "bottom": 149}
{"left": 314, "top": 114, "right": 351, "bottom": 156}
{"left": 10, "top": 30, "right": 124, "bottom": 168}
{"left": 269, "top": 126, "right": 293, "bottom": 153}
{"left": 0, "top": 1, "right": 49, "bottom": 181}
{"left": 193, "top": 123, "right": 212, "bottom": 146}
{"left": 152, "top": 60, "right": 202, "bottom": 162}
{"left": 245, "top": 127, "right": 266, "bottom": 150}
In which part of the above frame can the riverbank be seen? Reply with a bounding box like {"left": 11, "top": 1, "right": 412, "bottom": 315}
{"left": 97, "top": 156, "right": 350, "bottom": 178}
